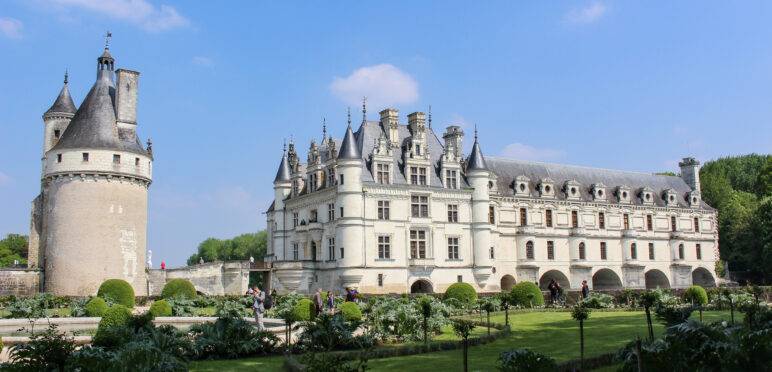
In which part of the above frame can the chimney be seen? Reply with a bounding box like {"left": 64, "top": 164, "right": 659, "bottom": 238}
{"left": 443, "top": 126, "right": 464, "bottom": 158}
{"left": 380, "top": 108, "right": 399, "bottom": 147}
{"left": 115, "top": 69, "right": 140, "bottom": 125}
{"left": 679, "top": 157, "right": 701, "bottom": 192}
{"left": 408, "top": 112, "right": 426, "bottom": 136}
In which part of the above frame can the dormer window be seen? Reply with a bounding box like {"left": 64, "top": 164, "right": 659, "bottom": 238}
{"left": 445, "top": 170, "right": 458, "bottom": 189}
{"left": 410, "top": 167, "right": 427, "bottom": 186}
{"left": 538, "top": 178, "right": 555, "bottom": 198}
{"left": 376, "top": 163, "right": 391, "bottom": 184}
{"left": 640, "top": 187, "right": 654, "bottom": 205}
{"left": 688, "top": 191, "right": 701, "bottom": 208}
{"left": 617, "top": 185, "right": 631, "bottom": 204}
{"left": 82, "top": 152, "right": 89, "bottom": 162}
{"left": 663, "top": 189, "right": 679, "bottom": 207}
{"left": 54, "top": 130, "right": 61, "bottom": 138}
{"left": 564, "top": 180, "right": 581, "bottom": 200}
{"left": 592, "top": 183, "right": 606, "bottom": 201}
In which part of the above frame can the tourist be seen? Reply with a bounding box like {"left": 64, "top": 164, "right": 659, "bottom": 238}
{"left": 249, "top": 255, "right": 254, "bottom": 269}
{"left": 246, "top": 287, "right": 254, "bottom": 296}
{"left": 199, "top": 257, "right": 204, "bottom": 265}
{"left": 326, "top": 291, "right": 335, "bottom": 314}
{"left": 581, "top": 280, "right": 590, "bottom": 299}
{"left": 556, "top": 283, "right": 565, "bottom": 303}
{"left": 271, "top": 288, "right": 278, "bottom": 299}
{"left": 345, "top": 287, "right": 354, "bottom": 302}
{"left": 548, "top": 279, "right": 558, "bottom": 304}
{"left": 313, "top": 288, "right": 323, "bottom": 316}
{"left": 252, "top": 286, "right": 265, "bottom": 331}
{"left": 161, "top": 262, "right": 165, "bottom": 270}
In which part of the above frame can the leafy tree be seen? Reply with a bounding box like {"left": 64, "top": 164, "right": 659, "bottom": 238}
{"left": 757, "top": 158, "right": 772, "bottom": 197}
{"left": 452, "top": 320, "right": 476, "bottom": 372}
{"left": 653, "top": 172, "right": 677, "bottom": 177}
{"left": 753, "top": 197, "right": 772, "bottom": 279}
{"left": 0, "top": 234, "right": 28, "bottom": 267}
{"left": 638, "top": 290, "right": 661, "bottom": 340}
{"left": 571, "top": 306, "right": 591, "bottom": 371}
{"left": 186, "top": 231, "right": 267, "bottom": 265}
{"left": 419, "top": 296, "right": 432, "bottom": 346}
{"left": 482, "top": 299, "right": 496, "bottom": 335}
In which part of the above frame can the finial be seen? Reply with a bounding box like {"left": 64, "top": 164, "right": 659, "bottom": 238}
{"left": 290, "top": 134, "right": 294, "bottom": 144}
{"left": 362, "top": 96, "right": 367, "bottom": 122}
{"left": 474, "top": 124, "right": 478, "bottom": 141}
{"left": 64, "top": 69, "right": 68, "bottom": 84}
{"left": 146, "top": 138, "right": 153, "bottom": 154}
{"left": 322, "top": 117, "right": 327, "bottom": 139}
{"left": 105, "top": 31, "right": 112, "bottom": 49}
{"left": 428, "top": 105, "right": 432, "bottom": 128}
{"left": 347, "top": 107, "right": 351, "bottom": 127}
{"left": 283, "top": 138, "right": 287, "bottom": 153}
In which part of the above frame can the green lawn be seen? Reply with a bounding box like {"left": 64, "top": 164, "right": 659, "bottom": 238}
{"left": 189, "top": 310, "right": 737, "bottom": 372}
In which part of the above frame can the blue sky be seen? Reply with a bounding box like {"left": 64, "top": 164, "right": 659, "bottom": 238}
{"left": 1, "top": 1, "right": 771, "bottom": 266}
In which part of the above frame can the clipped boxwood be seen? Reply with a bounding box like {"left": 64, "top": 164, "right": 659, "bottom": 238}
{"left": 293, "top": 298, "right": 316, "bottom": 321}
{"left": 97, "top": 279, "right": 135, "bottom": 308}
{"left": 85, "top": 297, "right": 108, "bottom": 317}
{"left": 684, "top": 285, "right": 708, "bottom": 305}
{"left": 149, "top": 300, "right": 172, "bottom": 317}
{"left": 161, "top": 279, "right": 197, "bottom": 299}
{"left": 510, "top": 282, "right": 544, "bottom": 307}
{"left": 98, "top": 305, "right": 132, "bottom": 330}
{"left": 338, "top": 302, "right": 362, "bottom": 321}
{"left": 443, "top": 282, "right": 477, "bottom": 305}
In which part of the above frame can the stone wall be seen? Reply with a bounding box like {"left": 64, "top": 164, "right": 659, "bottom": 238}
{"left": 148, "top": 261, "right": 250, "bottom": 296}
{"left": 0, "top": 269, "right": 42, "bottom": 297}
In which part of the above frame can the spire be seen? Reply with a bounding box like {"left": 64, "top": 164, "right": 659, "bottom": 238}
{"left": 64, "top": 69, "right": 68, "bottom": 84}
{"left": 338, "top": 121, "right": 361, "bottom": 159}
{"left": 97, "top": 32, "right": 115, "bottom": 80}
{"left": 362, "top": 96, "right": 367, "bottom": 123}
{"left": 466, "top": 125, "right": 489, "bottom": 171}
{"left": 347, "top": 107, "right": 351, "bottom": 126}
{"left": 321, "top": 117, "right": 327, "bottom": 144}
{"left": 44, "top": 70, "right": 77, "bottom": 115}
{"left": 274, "top": 142, "right": 291, "bottom": 183}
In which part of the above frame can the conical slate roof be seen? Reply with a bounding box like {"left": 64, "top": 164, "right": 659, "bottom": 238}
{"left": 274, "top": 152, "right": 291, "bottom": 183}
{"left": 466, "top": 139, "right": 488, "bottom": 171}
{"left": 337, "top": 124, "right": 361, "bottom": 159}
{"left": 45, "top": 84, "right": 77, "bottom": 115}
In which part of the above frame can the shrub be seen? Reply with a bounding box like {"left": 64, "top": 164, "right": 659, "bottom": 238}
{"left": 510, "top": 282, "right": 544, "bottom": 307}
{"left": 98, "top": 305, "right": 132, "bottom": 330}
{"left": 498, "top": 349, "right": 557, "bottom": 372}
{"left": 684, "top": 285, "right": 708, "bottom": 305}
{"left": 5, "top": 324, "right": 76, "bottom": 371}
{"left": 86, "top": 297, "right": 108, "bottom": 317}
{"left": 338, "top": 302, "right": 362, "bottom": 321}
{"left": 97, "top": 279, "right": 135, "bottom": 308}
{"left": 189, "top": 316, "right": 279, "bottom": 359}
{"left": 161, "top": 279, "right": 197, "bottom": 300}
{"left": 149, "top": 300, "right": 172, "bottom": 317}
{"left": 294, "top": 298, "right": 316, "bottom": 321}
{"left": 580, "top": 292, "right": 615, "bottom": 309}
{"left": 165, "top": 294, "right": 197, "bottom": 316}
{"left": 443, "top": 282, "right": 477, "bottom": 305}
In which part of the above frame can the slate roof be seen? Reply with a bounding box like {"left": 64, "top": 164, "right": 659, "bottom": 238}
{"left": 337, "top": 125, "right": 361, "bottom": 159}
{"left": 466, "top": 139, "right": 488, "bottom": 171}
{"left": 45, "top": 84, "right": 77, "bottom": 115}
{"left": 274, "top": 153, "right": 291, "bottom": 183}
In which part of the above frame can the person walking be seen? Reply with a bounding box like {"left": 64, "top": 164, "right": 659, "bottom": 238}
{"left": 326, "top": 291, "right": 335, "bottom": 314}
{"left": 548, "top": 279, "right": 558, "bottom": 304}
{"left": 249, "top": 255, "right": 254, "bottom": 269}
{"left": 160, "top": 262, "right": 165, "bottom": 270}
{"left": 581, "top": 280, "right": 590, "bottom": 299}
{"left": 345, "top": 287, "right": 354, "bottom": 302}
{"left": 252, "top": 285, "right": 265, "bottom": 331}
{"left": 556, "top": 283, "right": 565, "bottom": 303}
{"left": 199, "top": 257, "right": 204, "bottom": 265}
{"left": 313, "top": 288, "right": 323, "bottom": 317}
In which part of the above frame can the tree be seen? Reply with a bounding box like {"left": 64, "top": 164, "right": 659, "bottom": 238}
{"left": 419, "top": 296, "right": 432, "bottom": 346}
{"left": 753, "top": 197, "right": 772, "bottom": 279}
{"left": 0, "top": 234, "right": 28, "bottom": 267}
{"left": 757, "top": 158, "right": 772, "bottom": 197}
{"left": 653, "top": 172, "right": 677, "bottom": 177}
{"left": 571, "top": 305, "right": 591, "bottom": 372}
{"left": 186, "top": 231, "right": 268, "bottom": 266}
{"left": 482, "top": 300, "right": 496, "bottom": 336}
{"left": 452, "top": 320, "right": 476, "bottom": 372}
{"left": 722, "top": 288, "right": 735, "bottom": 325}
{"left": 638, "top": 290, "right": 661, "bottom": 341}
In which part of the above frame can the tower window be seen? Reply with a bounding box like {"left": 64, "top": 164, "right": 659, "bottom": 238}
{"left": 599, "top": 212, "right": 605, "bottom": 229}
{"left": 54, "top": 129, "right": 61, "bottom": 138}
{"left": 292, "top": 243, "right": 299, "bottom": 260}
{"left": 457, "top": 275, "right": 463, "bottom": 283}
{"left": 545, "top": 209, "right": 553, "bottom": 227}
{"left": 520, "top": 208, "right": 527, "bottom": 226}
{"left": 671, "top": 216, "right": 677, "bottom": 232}
{"left": 447, "top": 204, "right": 458, "bottom": 223}
{"left": 678, "top": 243, "right": 684, "bottom": 259}
{"left": 623, "top": 214, "right": 630, "bottom": 230}
{"left": 489, "top": 246, "right": 495, "bottom": 259}
{"left": 694, "top": 217, "right": 700, "bottom": 232}
{"left": 600, "top": 242, "right": 607, "bottom": 260}
{"left": 339, "top": 174, "right": 344, "bottom": 185}
{"left": 649, "top": 243, "right": 655, "bottom": 260}
{"left": 448, "top": 237, "right": 459, "bottom": 259}
{"left": 579, "top": 242, "right": 586, "bottom": 260}
{"left": 82, "top": 152, "right": 89, "bottom": 162}
{"left": 340, "top": 247, "right": 344, "bottom": 259}
{"left": 489, "top": 205, "right": 495, "bottom": 224}
{"left": 547, "top": 241, "right": 554, "bottom": 260}
{"left": 647, "top": 215, "right": 653, "bottom": 231}
{"left": 339, "top": 207, "right": 344, "bottom": 218}
{"left": 526, "top": 241, "right": 534, "bottom": 260}
{"left": 56, "top": 154, "right": 62, "bottom": 163}
{"left": 378, "top": 201, "right": 390, "bottom": 220}
{"left": 572, "top": 211, "right": 579, "bottom": 228}
{"left": 631, "top": 243, "right": 637, "bottom": 260}
{"left": 135, "top": 157, "right": 140, "bottom": 166}
{"left": 113, "top": 154, "right": 120, "bottom": 164}
{"left": 696, "top": 244, "right": 702, "bottom": 259}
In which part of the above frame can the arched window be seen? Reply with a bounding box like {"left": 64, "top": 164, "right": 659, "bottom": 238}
{"left": 630, "top": 243, "right": 637, "bottom": 260}
{"left": 678, "top": 243, "right": 684, "bottom": 259}
{"left": 578, "top": 242, "right": 586, "bottom": 260}
{"left": 526, "top": 241, "right": 534, "bottom": 260}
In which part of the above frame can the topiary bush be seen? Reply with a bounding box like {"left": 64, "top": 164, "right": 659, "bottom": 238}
{"left": 97, "top": 279, "right": 135, "bottom": 308}
{"left": 338, "top": 302, "right": 362, "bottom": 321}
{"left": 161, "top": 279, "right": 197, "bottom": 300}
{"left": 684, "top": 285, "right": 708, "bottom": 305}
{"left": 149, "top": 300, "right": 172, "bottom": 317}
{"left": 98, "top": 305, "right": 132, "bottom": 330}
{"left": 510, "top": 282, "right": 544, "bottom": 307}
{"left": 294, "top": 298, "right": 316, "bottom": 321}
{"left": 85, "top": 297, "right": 108, "bottom": 317}
{"left": 443, "top": 282, "right": 477, "bottom": 306}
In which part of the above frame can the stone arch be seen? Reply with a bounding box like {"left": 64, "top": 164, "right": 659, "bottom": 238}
{"left": 410, "top": 279, "right": 433, "bottom": 294}
{"left": 500, "top": 275, "right": 515, "bottom": 291}
{"left": 592, "top": 268, "right": 623, "bottom": 290}
{"left": 539, "top": 269, "right": 570, "bottom": 290}
{"left": 692, "top": 267, "right": 716, "bottom": 288}
{"left": 645, "top": 269, "right": 670, "bottom": 289}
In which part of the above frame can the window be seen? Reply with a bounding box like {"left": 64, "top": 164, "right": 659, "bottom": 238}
{"left": 378, "top": 236, "right": 391, "bottom": 259}
{"left": 113, "top": 154, "right": 120, "bottom": 164}
{"left": 377, "top": 163, "right": 390, "bottom": 184}
{"left": 696, "top": 244, "right": 702, "bottom": 259}
{"left": 526, "top": 241, "right": 534, "bottom": 259}
{"left": 309, "top": 174, "right": 317, "bottom": 192}
{"left": 410, "top": 167, "right": 418, "bottom": 185}
{"left": 419, "top": 168, "right": 427, "bottom": 185}
{"left": 328, "top": 203, "right": 335, "bottom": 221}
{"left": 54, "top": 129, "right": 61, "bottom": 138}
{"left": 678, "top": 243, "right": 684, "bottom": 259}
{"left": 647, "top": 215, "right": 653, "bottom": 231}
{"left": 572, "top": 211, "right": 579, "bottom": 228}
{"left": 579, "top": 242, "right": 586, "bottom": 260}
{"left": 649, "top": 243, "right": 655, "bottom": 260}
{"left": 671, "top": 216, "right": 677, "bottom": 232}
{"left": 293, "top": 213, "right": 298, "bottom": 227}
{"left": 599, "top": 212, "right": 605, "bottom": 229}
{"left": 489, "top": 246, "right": 495, "bottom": 259}
{"left": 631, "top": 243, "right": 637, "bottom": 260}
{"left": 378, "top": 274, "right": 384, "bottom": 287}
{"left": 310, "top": 209, "right": 318, "bottom": 222}
{"left": 410, "top": 167, "right": 427, "bottom": 185}
{"left": 447, "top": 204, "right": 458, "bottom": 223}
{"left": 82, "top": 152, "right": 89, "bottom": 162}
{"left": 339, "top": 207, "right": 344, "bottom": 218}
{"left": 292, "top": 243, "right": 299, "bottom": 260}
{"left": 520, "top": 208, "right": 528, "bottom": 226}
{"left": 446, "top": 170, "right": 458, "bottom": 189}
{"left": 292, "top": 181, "right": 298, "bottom": 195}
{"left": 328, "top": 238, "right": 335, "bottom": 260}
{"left": 410, "top": 230, "right": 426, "bottom": 259}
{"left": 135, "top": 157, "right": 140, "bottom": 166}
{"left": 489, "top": 206, "right": 495, "bottom": 224}
{"left": 56, "top": 154, "right": 62, "bottom": 163}
{"left": 600, "top": 242, "right": 607, "bottom": 260}
{"left": 545, "top": 209, "right": 553, "bottom": 227}
{"left": 547, "top": 241, "right": 554, "bottom": 260}
{"left": 457, "top": 275, "right": 463, "bottom": 283}
{"left": 448, "top": 237, "right": 459, "bottom": 259}
{"left": 694, "top": 217, "right": 700, "bottom": 232}
{"left": 340, "top": 247, "right": 344, "bottom": 259}
{"left": 623, "top": 214, "right": 630, "bottom": 230}
{"left": 411, "top": 195, "right": 429, "bottom": 217}
{"left": 377, "top": 201, "right": 390, "bottom": 220}
{"left": 339, "top": 174, "right": 344, "bottom": 185}
{"left": 327, "top": 169, "right": 336, "bottom": 186}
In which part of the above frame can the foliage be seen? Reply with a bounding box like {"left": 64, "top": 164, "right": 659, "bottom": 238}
{"left": 4, "top": 323, "right": 75, "bottom": 371}
{"left": 654, "top": 306, "right": 698, "bottom": 327}
{"left": 149, "top": 300, "right": 173, "bottom": 317}
{"left": 98, "top": 305, "right": 132, "bottom": 330}
{"left": 451, "top": 319, "right": 476, "bottom": 339}
{"left": 366, "top": 295, "right": 452, "bottom": 343}
{"left": 301, "top": 350, "right": 370, "bottom": 372}
{"left": 266, "top": 293, "right": 305, "bottom": 318}
{"left": 161, "top": 279, "right": 197, "bottom": 300}
{"left": 296, "top": 312, "right": 374, "bottom": 352}
{"left": 189, "top": 315, "right": 278, "bottom": 359}
{"left": 715, "top": 260, "right": 726, "bottom": 277}
{"left": 165, "top": 294, "right": 197, "bottom": 316}
{"left": 186, "top": 230, "right": 268, "bottom": 266}
{"left": 4, "top": 297, "right": 46, "bottom": 319}
{"left": 215, "top": 296, "right": 251, "bottom": 318}
{"left": 338, "top": 301, "right": 362, "bottom": 321}
{"left": 86, "top": 297, "right": 108, "bottom": 317}
{"left": 684, "top": 285, "right": 709, "bottom": 305}
{"left": 497, "top": 349, "right": 557, "bottom": 372}
{"left": 510, "top": 282, "right": 544, "bottom": 307}
{"left": 571, "top": 305, "right": 591, "bottom": 322}
{"left": 579, "top": 292, "right": 615, "bottom": 309}
{"left": 443, "top": 282, "right": 477, "bottom": 306}
{"left": 97, "top": 279, "right": 136, "bottom": 308}
{"left": 294, "top": 298, "right": 316, "bottom": 321}
{"left": 71, "top": 296, "right": 116, "bottom": 317}
{"left": 0, "top": 234, "right": 28, "bottom": 268}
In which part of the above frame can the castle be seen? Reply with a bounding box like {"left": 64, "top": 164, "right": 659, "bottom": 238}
{"left": 265, "top": 107, "right": 719, "bottom": 294}
{"left": 27, "top": 42, "right": 153, "bottom": 296}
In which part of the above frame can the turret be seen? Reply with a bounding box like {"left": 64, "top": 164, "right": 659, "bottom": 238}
{"left": 335, "top": 122, "right": 364, "bottom": 289}
{"left": 679, "top": 157, "right": 701, "bottom": 193}
{"left": 42, "top": 71, "right": 77, "bottom": 155}
{"left": 271, "top": 146, "right": 292, "bottom": 261}
{"left": 465, "top": 127, "right": 493, "bottom": 284}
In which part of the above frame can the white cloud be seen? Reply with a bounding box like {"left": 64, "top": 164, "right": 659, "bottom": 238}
{"left": 330, "top": 64, "right": 419, "bottom": 110}
{"left": 48, "top": 0, "right": 190, "bottom": 32}
{"left": 0, "top": 17, "right": 24, "bottom": 39}
{"left": 565, "top": 2, "right": 607, "bottom": 24}
{"left": 192, "top": 56, "right": 214, "bottom": 68}
{"left": 0, "top": 171, "right": 12, "bottom": 186}
{"left": 499, "top": 143, "right": 566, "bottom": 162}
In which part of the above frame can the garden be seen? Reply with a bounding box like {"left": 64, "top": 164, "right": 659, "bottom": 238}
{"left": 0, "top": 280, "right": 770, "bottom": 371}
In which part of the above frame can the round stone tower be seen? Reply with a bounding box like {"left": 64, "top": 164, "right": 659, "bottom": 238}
{"left": 41, "top": 43, "right": 153, "bottom": 296}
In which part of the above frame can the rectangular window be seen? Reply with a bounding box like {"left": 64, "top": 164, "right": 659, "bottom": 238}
{"left": 647, "top": 215, "right": 653, "bottom": 231}
{"left": 54, "top": 129, "right": 61, "bottom": 138}
{"left": 328, "top": 238, "right": 335, "bottom": 260}
{"left": 448, "top": 237, "right": 459, "bottom": 259}
{"left": 696, "top": 244, "right": 702, "bottom": 260}
{"left": 600, "top": 242, "right": 607, "bottom": 260}
{"left": 489, "top": 246, "right": 495, "bottom": 259}
{"left": 671, "top": 216, "right": 677, "bottom": 232}
{"left": 293, "top": 213, "right": 299, "bottom": 227}
{"left": 293, "top": 243, "right": 299, "bottom": 260}
{"left": 410, "top": 167, "right": 418, "bottom": 185}
{"left": 631, "top": 243, "right": 637, "bottom": 259}
{"left": 56, "top": 154, "right": 62, "bottom": 163}
{"left": 546, "top": 209, "right": 553, "bottom": 227}
{"left": 457, "top": 275, "right": 463, "bottom": 283}
{"left": 135, "top": 157, "right": 140, "bottom": 166}
{"left": 410, "top": 230, "right": 426, "bottom": 259}
{"left": 113, "top": 154, "right": 120, "bottom": 164}
{"left": 292, "top": 181, "right": 298, "bottom": 196}
{"left": 547, "top": 241, "right": 554, "bottom": 260}
{"left": 446, "top": 170, "right": 458, "bottom": 189}
{"left": 520, "top": 208, "right": 527, "bottom": 226}
{"left": 411, "top": 195, "right": 429, "bottom": 217}
{"left": 599, "top": 212, "right": 605, "bottom": 229}
{"left": 378, "top": 236, "right": 391, "bottom": 259}
{"left": 327, "top": 169, "right": 335, "bottom": 186}
{"left": 419, "top": 167, "right": 427, "bottom": 185}
{"left": 310, "top": 209, "right": 318, "bottom": 223}
{"left": 579, "top": 243, "right": 586, "bottom": 260}
{"left": 649, "top": 243, "right": 655, "bottom": 260}
{"left": 377, "top": 201, "right": 390, "bottom": 220}
{"left": 572, "top": 211, "right": 579, "bottom": 228}
{"left": 377, "top": 163, "right": 390, "bottom": 184}
{"left": 694, "top": 217, "right": 700, "bottom": 232}
{"left": 489, "top": 205, "right": 495, "bottom": 224}
{"left": 339, "top": 174, "right": 344, "bottom": 185}
{"left": 328, "top": 203, "right": 335, "bottom": 221}
{"left": 447, "top": 204, "right": 458, "bottom": 223}
{"left": 82, "top": 152, "right": 89, "bottom": 162}
{"left": 378, "top": 274, "right": 384, "bottom": 287}
{"left": 623, "top": 214, "right": 630, "bottom": 230}
{"left": 339, "top": 207, "right": 344, "bottom": 218}
{"left": 340, "top": 247, "right": 344, "bottom": 259}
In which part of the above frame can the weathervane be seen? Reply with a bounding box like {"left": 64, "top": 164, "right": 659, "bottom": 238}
{"left": 362, "top": 96, "right": 367, "bottom": 122}
{"left": 105, "top": 31, "right": 112, "bottom": 48}
{"left": 474, "top": 124, "right": 478, "bottom": 141}
{"left": 322, "top": 117, "right": 327, "bottom": 140}
{"left": 428, "top": 105, "right": 432, "bottom": 128}
{"left": 64, "top": 69, "right": 68, "bottom": 84}
{"left": 347, "top": 107, "right": 351, "bottom": 127}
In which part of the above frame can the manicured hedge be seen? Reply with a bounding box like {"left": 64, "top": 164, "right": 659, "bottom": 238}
{"left": 338, "top": 302, "right": 362, "bottom": 321}
{"left": 443, "top": 282, "right": 477, "bottom": 305}
{"left": 97, "top": 279, "right": 135, "bottom": 308}
{"left": 510, "top": 282, "right": 544, "bottom": 307}
{"left": 149, "top": 300, "right": 172, "bottom": 317}
{"left": 161, "top": 279, "right": 197, "bottom": 299}
{"left": 85, "top": 297, "right": 108, "bottom": 317}
{"left": 684, "top": 285, "right": 708, "bottom": 305}
{"left": 294, "top": 298, "right": 316, "bottom": 321}
{"left": 98, "top": 305, "right": 132, "bottom": 330}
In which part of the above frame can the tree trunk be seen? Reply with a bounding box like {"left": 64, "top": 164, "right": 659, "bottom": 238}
{"left": 487, "top": 312, "right": 491, "bottom": 336}
{"left": 505, "top": 306, "right": 509, "bottom": 326}
{"left": 636, "top": 338, "right": 643, "bottom": 372}
{"left": 730, "top": 300, "right": 735, "bottom": 325}
{"left": 580, "top": 320, "right": 584, "bottom": 372}
{"left": 462, "top": 339, "right": 468, "bottom": 372}
{"left": 645, "top": 307, "right": 654, "bottom": 341}
{"left": 423, "top": 315, "right": 428, "bottom": 346}
{"left": 699, "top": 308, "right": 703, "bottom": 323}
